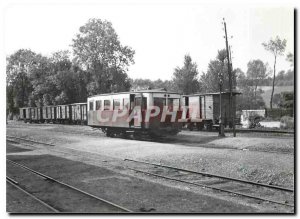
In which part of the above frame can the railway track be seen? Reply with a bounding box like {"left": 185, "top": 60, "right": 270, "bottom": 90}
{"left": 6, "top": 176, "right": 60, "bottom": 212}
{"left": 7, "top": 135, "right": 294, "bottom": 192}
{"left": 6, "top": 159, "right": 131, "bottom": 213}
{"left": 124, "top": 158, "right": 294, "bottom": 208}
{"left": 7, "top": 135, "right": 55, "bottom": 147}
{"left": 6, "top": 135, "right": 294, "bottom": 210}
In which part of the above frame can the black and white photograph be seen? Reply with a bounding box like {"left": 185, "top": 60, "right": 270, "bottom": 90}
{"left": 3, "top": 0, "right": 296, "bottom": 214}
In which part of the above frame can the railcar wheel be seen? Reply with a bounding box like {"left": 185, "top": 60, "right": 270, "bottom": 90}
{"left": 106, "top": 129, "right": 115, "bottom": 137}
{"left": 207, "top": 123, "right": 213, "bottom": 131}
{"left": 197, "top": 123, "right": 204, "bottom": 131}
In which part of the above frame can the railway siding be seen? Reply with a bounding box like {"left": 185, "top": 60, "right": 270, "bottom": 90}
{"left": 6, "top": 151, "right": 259, "bottom": 213}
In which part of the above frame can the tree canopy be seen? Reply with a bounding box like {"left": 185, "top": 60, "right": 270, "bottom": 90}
{"left": 262, "top": 36, "right": 287, "bottom": 109}
{"left": 172, "top": 55, "right": 199, "bottom": 95}
{"left": 72, "top": 19, "right": 135, "bottom": 95}
{"left": 199, "top": 49, "right": 233, "bottom": 93}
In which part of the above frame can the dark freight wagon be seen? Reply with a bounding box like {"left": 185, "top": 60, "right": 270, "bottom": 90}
{"left": 19, "top": 107, "right": 42, "bottom": 123}
{"left": 182, "top": 91, "right": 240, "bottom": 130}
{"left": 56, "top": 105, "right": 71, "bottom": 124}
{"left": 29, "top": 107, "right": 43, "bottom": 123}
{"left": 42, "top": 106, "right": 56, "bottom": 123}
{"left": 70, "top": 103, "right": 87, "bottom": 125}
{"left": 19, "top": 107, "right": 31, "bottom": 122}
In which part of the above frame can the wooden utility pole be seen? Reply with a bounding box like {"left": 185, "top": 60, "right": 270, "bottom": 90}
{"left": 218, "top": 72, "right": 225, "bottom": 137}
{"left": 223, "top": 18, "right": 236, "bottom": 137}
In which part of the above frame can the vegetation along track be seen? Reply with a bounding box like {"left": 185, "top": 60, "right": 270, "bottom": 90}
{"left": 124, "top": 158, "right": 294, "bottom": 208}
{"left": 6, "top": 159, "right": 131, "bottom": 213}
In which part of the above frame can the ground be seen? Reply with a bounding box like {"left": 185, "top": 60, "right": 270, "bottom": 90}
{"left": 6, "top": 121, "right": 294, "bottom": 213}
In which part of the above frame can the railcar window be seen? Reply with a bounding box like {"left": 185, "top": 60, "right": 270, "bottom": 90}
{"left": 135, "top": 97, "right": 141, "bottom": 107}
{"left": 96, "top": 100, "right": 102, "bottom": 110}
{"left": 113, "top": 99, "right": 121, "bottom": 110}
{"left": 168, "top": 98, "right": 180, "bottom": 111}
{"left": 154, "top": 98, "right": 166, "bottom": 109}
{"left": 123, "top": 98, "right": 130, "bottom": 110}
{"left": 135, "top": 97, "right": 147, "bottom": 109}
{"left": 104, "top": 100, "right": 111, "bottom": 110}
{"left": 89, "top": 101, "right": 94, "bottom": 111}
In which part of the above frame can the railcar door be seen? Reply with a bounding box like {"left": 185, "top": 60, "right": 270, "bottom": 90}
{"left": 130, "top": 94, "right": 147, "bottom": 128}
{"left": 129, "top": 94, "right": 135, "bottom": 127}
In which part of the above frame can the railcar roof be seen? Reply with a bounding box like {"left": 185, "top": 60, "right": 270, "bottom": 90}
{"left": 183, "top": 91, "right": 242, "bottom": 97}
{"left": 88, "top": 89, "right": 180, "bottom": 98}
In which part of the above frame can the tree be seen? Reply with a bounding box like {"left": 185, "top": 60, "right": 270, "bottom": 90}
{"left": 235, "top": 68, "right": 248, "bottom": 87}
{"left": 281, "top": 92, "right": 294, "bottom": 109}
{"left": 262, "top": 36, "right": 287, "bottom": 109}
{"left": 130, "top": 78, "right": 174, "bottom": 91}
{"left": 200, "top": 49, "right": 233, "bottom": 93}
{"left": 286, "top": 52, "right": 294, "bottom": 68}
{"left": 172, "top": 55, "right": 199, "bottom": 94}
{"left": 28, "top": 54, "right": 55, "bottom": 106}
{"left": 72, "top": 19, "right": 135, "bottom": 95}
{"left": 246, "top": 59, "right": 268, "bottom": 105}
{"left": 6, "top": 49, "right": 38, "bottom": 111}
{"left": 236, "top": 86, "right": 265, "bottom": 110}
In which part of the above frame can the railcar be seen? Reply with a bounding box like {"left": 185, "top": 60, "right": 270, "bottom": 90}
{"left": 19, "top": 107, "right": 31, "bottom": 123}
{"left": 42, "top": 106, "right": 56, "bottom": 123}
{"left": 55, "top": 105, "right": 71, "bottom": 124}
{"left": 182, "top": 91, "right": 240, "bottom": 130}
{"left": 87, "top": 89, "right": 182, "bottom": 137}
{"left": 70, "top": 103, "right": 87, "bottom": 125}
{"left": 29, "top": 107, "right": 43, "bottom": 123}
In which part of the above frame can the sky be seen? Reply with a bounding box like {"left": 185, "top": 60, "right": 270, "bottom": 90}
{"left": 3, "top": 1, "right": 295, "bottom": 81}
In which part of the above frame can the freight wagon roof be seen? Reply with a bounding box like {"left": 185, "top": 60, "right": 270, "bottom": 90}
{"left": 55, "top": 104, "right": 70, "bottom": 107}
{"left": 69, "top": 102, "right": 87, "bottom": 105}
{"left": 88, "top": 89, "right": 180, "bottom": 98}
{"left": 183, "top": 91, "right": 242, "bottom": 97}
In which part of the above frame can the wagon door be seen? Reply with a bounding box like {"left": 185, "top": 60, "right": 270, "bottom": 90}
{"left": 81, "top": 104, "right": 87, "bottom": 122}
{"left": 23, "top": 109, "right": 26, "bottom": 119}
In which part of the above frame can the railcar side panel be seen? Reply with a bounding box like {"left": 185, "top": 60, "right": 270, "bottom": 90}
{"left": 88, "top": 93, "right": 131, "bottom": 128}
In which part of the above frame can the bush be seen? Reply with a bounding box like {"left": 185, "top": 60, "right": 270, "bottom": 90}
{"left": 266, "top": 108, "right": 293, "bottom": 120}
{"left": 280, "top": 116, "right": 294, "bottom": 129}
